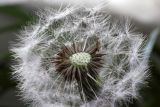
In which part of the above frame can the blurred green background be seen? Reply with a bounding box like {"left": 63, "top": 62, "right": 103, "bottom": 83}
{"left": 0, "top": 5, "right": 159, "bottom": 107}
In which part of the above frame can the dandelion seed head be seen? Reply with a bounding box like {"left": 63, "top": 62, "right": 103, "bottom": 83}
{"left": 11, "top": 6, "right": 148, "bottom": 107}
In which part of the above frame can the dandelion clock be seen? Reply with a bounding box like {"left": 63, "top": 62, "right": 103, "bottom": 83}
{"left": 11, "top": 6, "right": 149, "bottom": 107}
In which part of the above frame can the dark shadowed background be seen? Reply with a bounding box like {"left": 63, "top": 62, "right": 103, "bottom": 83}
{"left": 0, "top": 5, "right": 159, "bottom": 107}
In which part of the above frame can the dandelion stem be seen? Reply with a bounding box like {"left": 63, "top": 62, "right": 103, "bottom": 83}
{"left": 145, "top": 27, "right": 160, "bottom": 59}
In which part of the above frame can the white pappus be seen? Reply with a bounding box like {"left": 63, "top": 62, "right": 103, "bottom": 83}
{"left": 11, "top": 6, "right": 149, "bottom": 107}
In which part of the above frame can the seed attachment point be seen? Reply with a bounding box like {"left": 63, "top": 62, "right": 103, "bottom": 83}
{"left": 70, "top": 52, "right": 91, "bottom": 66}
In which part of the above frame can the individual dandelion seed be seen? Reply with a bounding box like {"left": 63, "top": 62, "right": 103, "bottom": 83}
{"left": 53, "top": 39, "right": 104, "bottom": 101}
{"left": 11, "top": 6, "right": 148, "bottom": 107}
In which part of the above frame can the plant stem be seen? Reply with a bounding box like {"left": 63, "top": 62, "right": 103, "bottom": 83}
{"left": 145, "top": 27, "right": 160, "bottom": 59}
